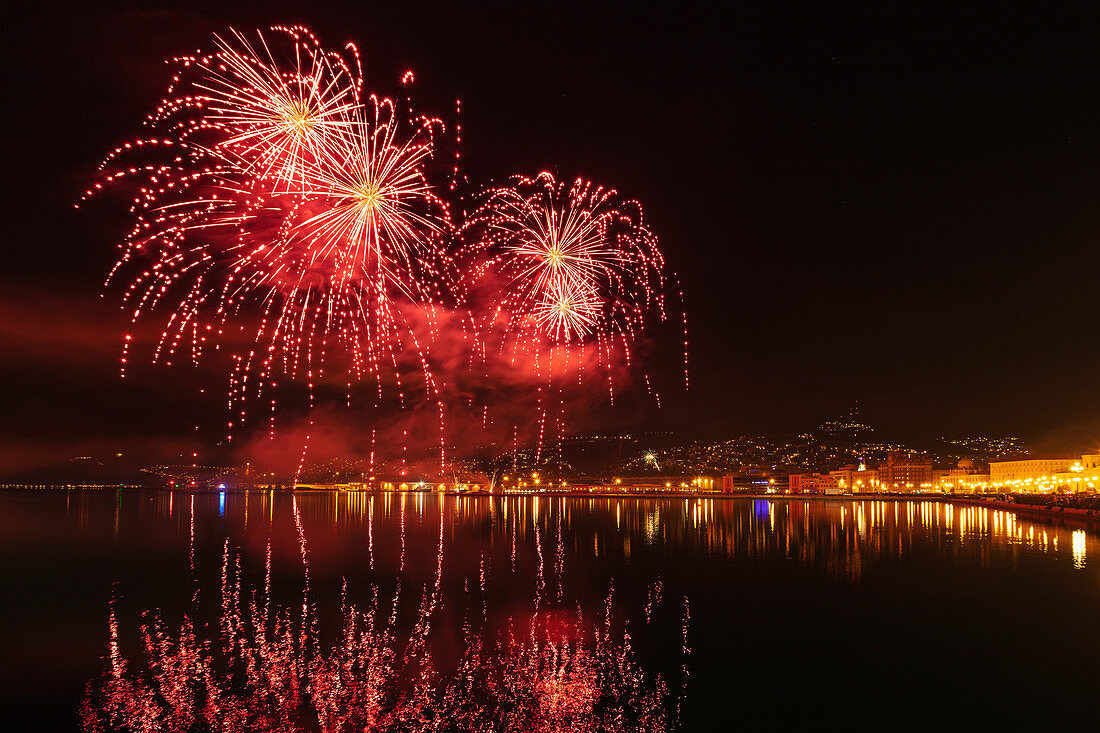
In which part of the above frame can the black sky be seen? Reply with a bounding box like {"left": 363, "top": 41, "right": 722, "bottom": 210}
{"left": 3, "top": 1, "right": 1100, "bottom": 467}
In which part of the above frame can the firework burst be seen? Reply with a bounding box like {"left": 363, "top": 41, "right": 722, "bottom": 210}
{"left": 461, "top": 172, "right": 669, "bottom": 349}
{"left": 293, "top": 94, "right": 451, "bottom": 295}
{"left": 533, "top": 278, "right": 602, "bottom": 342}
{"left": 82, "top": 26, "right": 457, "bottom": 463}
{"left": 459, "top": 172, "right": 680, "bottom": 454}
{"left": 196, "top": 26, "right": 362, "bottom": 190}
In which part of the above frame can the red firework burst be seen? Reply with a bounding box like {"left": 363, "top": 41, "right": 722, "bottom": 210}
{"left": 461, "top": 171, "right": 669, "bottom": 350}
{"left": 81, "top": 26, "right": 457, "bottom": 461}
{"left": 458, "top": 172, "right": 681, "bottom": 457}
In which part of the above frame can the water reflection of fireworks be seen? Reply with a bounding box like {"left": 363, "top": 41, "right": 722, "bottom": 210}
{"left": 82, "top": 500, "right": 688, "bottom": 732}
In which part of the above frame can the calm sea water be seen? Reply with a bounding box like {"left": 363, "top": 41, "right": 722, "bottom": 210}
{"left": 3, "top": 489, "right": 1100, "bottom": 730}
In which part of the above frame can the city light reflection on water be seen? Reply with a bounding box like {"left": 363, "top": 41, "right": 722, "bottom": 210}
{"left": 55, "top": 490, "right": 1100, "bottom": 581}
{"left": 7, "top": 490, "right": 1100, "bottom": 730}
{"left": 122, "top": 491, "right": 1100, "bottom": 575}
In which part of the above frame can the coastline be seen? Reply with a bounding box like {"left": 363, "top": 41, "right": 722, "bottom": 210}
{"left": 10, "top": 484, "right": 1100, "bottom": 528}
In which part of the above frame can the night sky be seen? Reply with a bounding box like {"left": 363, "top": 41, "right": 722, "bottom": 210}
{"left": 4, "top": 1, "right": 1100, "bottom": 474}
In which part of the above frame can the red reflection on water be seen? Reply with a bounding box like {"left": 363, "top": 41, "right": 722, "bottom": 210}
{"left": 82, "top": 498, "right": 684, "bottom": 732}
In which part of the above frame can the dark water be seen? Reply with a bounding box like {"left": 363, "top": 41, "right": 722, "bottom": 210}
{"left": 3, "top": 489, "right": 1100, "bottom": 730}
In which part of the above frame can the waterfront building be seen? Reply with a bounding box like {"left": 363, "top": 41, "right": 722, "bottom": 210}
{"left": 788, "top": 473, "right": 822, "bottom": 493}
{"left": 722, "top": 474, "right": 783, "bottom": 493}
{"left": 938, "top": 473, "right": 991, "bottom": 492}
{"left": 989, "top": 454, "right": 1100, "bottom": 492}
{"left": 607, "top": 476, "right": 717, "bottom": 493}
{"left": 989, "top": 457, "right": 1076, "bottom": 484}
{"left": 879, "top": 451, "right": 934, "bottom": 490}
{"left": 936, "top": 458, "right": 991, "bottom": 492}
{"left": 829, "top": 464, "right": 879, "bottom": 493}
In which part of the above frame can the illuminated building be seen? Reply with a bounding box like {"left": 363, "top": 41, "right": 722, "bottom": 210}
{"left": 722, "top": 473, "right": 784, "bottom": 493}
{"left": 789, "top": 473, "right": 825, "bottom": 493}
{"left": 788, "top": 466, "right": 878, "bottom": 494}
{"left": 989, "top": 453, "right": 1100, "bottom": 492}
{"left": 624, "top": 476, "right": 714, "bottom": 492}
{"left": 879, "top": 452, "right": 934, "bottom": 491}
{"left": 829, "top": 464, "right": 879, "bottom": 494}
{"left": 565, "top": 476, "right": 718, "bottom": 493}
{"left": 346, "top": 478, "right": 484, "bottom": 493}
{"left": 989, "top": 456, "right": 1077, "bottom": 484}
{"left": 936, "top": 459, "right": 991, "bottom": 493}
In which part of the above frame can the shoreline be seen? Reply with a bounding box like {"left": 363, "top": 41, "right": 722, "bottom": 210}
{"left": 7, "top": 484, "right": 1100, "bottom": 525}
{"left": 945, "top": 497, "right": 1100, "bottom": 525}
